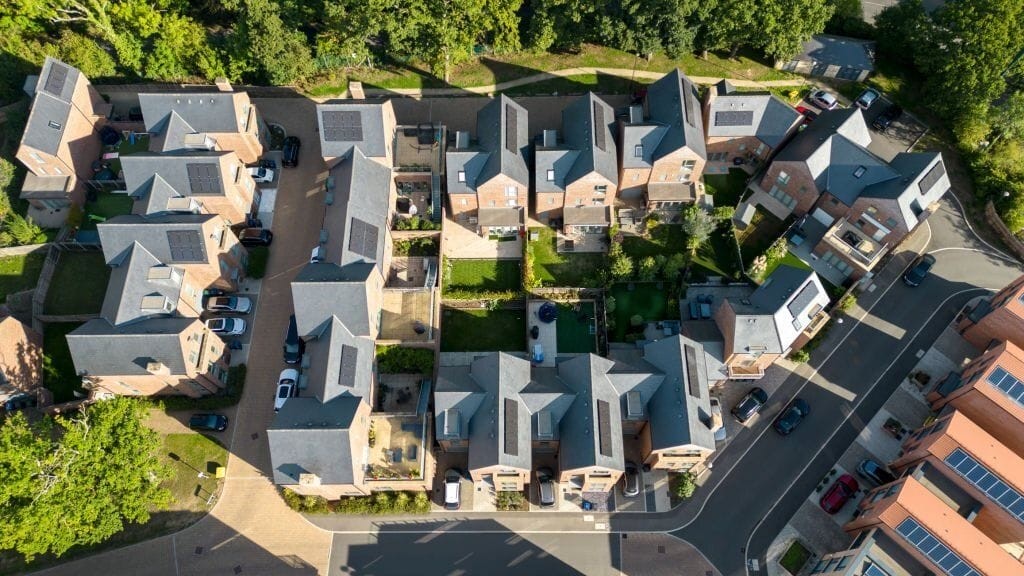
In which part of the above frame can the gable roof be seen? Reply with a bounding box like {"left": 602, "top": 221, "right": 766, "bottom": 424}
{"left": 620, "top": 123, "right": 669, "bottom": 170}
{"left": 122, "top": 152, "right": 234, "bottom": 213}
{"left": 435, "top": 365, "right": 487, "bottom": 441}
{"left": 464, "top": 353, "right": 533, "bottom": 472}
{"left": 139, "top": 93, "right": 243, "bottom": 135}
{"left": 291, "top": 262, "right": 377, "bottom": 338}
{"left": 644, "top": 69, "right": 707, "bottom": 161}
{"left": 641, "top": 336, "right": 716, "bottom": 452}
{"left": 863, "top": 152, "right": 950, "bottom": 229}
{"left": 723, "top": 265, "right": 830, "bottom": 354}
{"left": 97, "top": 213, "right": 216, "bottom": 266}
{"left": 322, "top": 148, "right": 391, "bottom": 268}
{"left": 67, "top": 317, "right": 195, "bottom": 376}
{"left": 20, "top": 58, "right": 83, "bottom": 156}
{"left": 559, "top": 93, "right": 619, "bottom": 186}
{"left": 100, "top": 242, "right": 184, "bottom": 326}
{"left": 445, "top": 95, "right": 529, "bottom": 193}
{"left": 520, "top": 367, "right": 575, "bottom": 441}
{"left": 558, "top": 354, "right": 624, "bottom": 472}
{"left": 267, "top": 396, "right": 362, "bottom": 486}
{"left": 317, "top": 101, "right": 389, "bottom": 160}
{"left": 302, "top": 316, "right": 375, "bottom": 402}
{"left": 707, "top": 87, "right": 802, "bottom": 148}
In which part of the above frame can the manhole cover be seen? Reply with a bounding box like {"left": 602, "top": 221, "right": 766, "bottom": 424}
{"left": 234, "top": 566, "right": 243, "bottom": 574}
{"left": 657, "top": 546, "right": 665, "bottom": 554}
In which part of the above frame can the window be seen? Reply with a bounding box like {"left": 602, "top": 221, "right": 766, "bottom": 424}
{"left": 681, "top": 159, "right": 696, "bottom": 172}
{"left": 777, "top": 171, "right": 790, "bottom": 185}
{"left": 232, "top": 164, "right": 240, "bottom": 182}
{"left": 30, "top": 152, "right": 44, "bottom": 164}
{"left": 594, "top": 185, "right": 608, "bottom": 195}
{"left": 53, "top": 167, "right": 63, "bottom": 175}
{"left": 866, "top": 205, "right": 878, "bottom": 215}
{"left": 505, "top": 186, "right": 517, "bottom": 197}
{"left": 738, "top": 143, "right": 746, "bottom": 151}
{"left": 853, "top": 165, "right": 867, "bottom": 178}
{"left": 546, "top": 169, "right": 554, "bottom": 181}
{"left": 489, "top": 200, "right": 496, "bottom": 207}
{"left": 457, "top": 170, "right": 466, "bottom": 183}
{"left": 768, "top": 185, "right": 797, "bottom": 209}
{"left": 634, "top": 144, "right": 643, "bottom": 158}
{"left": 506, "top": 199, "right": 517, "bottom": 207}
{"left": 460, "top": 198, "right": 468, "bottom": 206}
{"left": 47, "top": 120, "right": 61, "bottom": 130}
{"left": 547, "top": 197, "right": 554, "bottom": 205}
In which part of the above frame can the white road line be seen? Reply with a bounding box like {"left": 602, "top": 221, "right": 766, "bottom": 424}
{"left": 742, "top": 287, "right": 996, "bottom": 575}
{"left": 172, "top": 534, "right": 180, "bottom": 576}
{"left": 942, "top": 192, "right": 1017, "bottom": 262}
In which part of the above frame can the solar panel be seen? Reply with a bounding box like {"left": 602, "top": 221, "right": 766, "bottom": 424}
{"left": 626, "top": 390, "right": 643, "bottom": 418}
{"left": 503, "top": 398, "right": 518, "bottom": 456}
{"left": 537, "top": 410, "right": 553, "bottom": 438}
{"left": 787, "top": 281, "right": 820, "bottom": 318}
{"left": 896, "top": 518, "right": 981, "bottom": 576}
{"left": 918, "top": 161, "right": 946, "bottom": 195}
{"left": 43, "top": 63, "right": 69, "bottom": 96}
{"left": 593, "top": 101, "right": 607, "bottom": 152}
{"left": 986, "top": 366, "right": 1024, "bottom": 409}
{"left": 443, "top": 408, "right": 460, "bottom": 436}
{"left": 322, "top": 110, "right": 363, "bottom": 142}
{"left": 348, "top": 217, "right": 379, "bottom": 260}
{"left": 715, "top": 110, "right": 754, "bottom": 127}
{"left": 505, "top": 104, "right": 518, "bottom": 153}
{"left": 338, "top": 344, "right": 358, "bottom": 388}
{"left": 597, "top": 399, "right": 613, "bottom": 457}
{"left": 684, "top": 344, "right": 702, "bottom": 398}
{"left": 946, "top": 448, "right": 1024, "bottom": 523}
{"left": 166, "top": 230, "right": 206, "bottom": 262}
{"left": 185, "top": 163, "right": 220, "bottom": 194}
{"left": 682, "top": 79, "right": 696, "bottom": 128}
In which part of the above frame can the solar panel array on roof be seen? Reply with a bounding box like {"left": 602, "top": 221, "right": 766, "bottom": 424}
{"left": 503, "top": 398, "right": 519, "bottom": 456}
{"left": 684, "top": 344, "right": 701, "bottom": 399}
{"left": 348, "top": 217, "right": 379, "bottom": 260}
{"left": 166, "top": 230, "right": 206, "bottom": 262}
{"left": 43, "top": 63, "right": 69, "bottom": 97}
{"left": 593, "top": 102, "right": 607, "bottom": 152}
{"left": 185, "top": 163, "right": 220, "bottom": 194}
{"left": 322, "top": 111, "right": 363, "bottom": 142}
{"left": 597, "top": 399, "right": 613, "bottom": 457}
{"left": 715, "top": 110, "right": 755, "bottom": 127}
{"left": 786, "top": 281, "right": 820, "bottom": 318}
{"left": 537, "top": 410, "right": 553, "bottom": 438}
{"left": 443, "top": 408, "right": 460, "bottom": 436}
{"left": 918, "top": 161, "right": 946, "bottom": 195}
{"left": 682, "top": 79, "right": 696, "bottom": 127}
{"left": 338, "top": 345, "right": 358, "bottom": 388}
{"left": 626, "top": 390, "right": 643, "bottom": 418}
{"left": 505, "top": 104, "right": 518, "bottom": 153}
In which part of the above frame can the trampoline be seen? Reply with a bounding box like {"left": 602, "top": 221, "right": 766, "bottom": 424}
{"left": 538, "top": 302, "right": 558, "bottom": 324}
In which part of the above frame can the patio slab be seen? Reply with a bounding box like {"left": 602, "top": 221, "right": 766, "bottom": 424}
{"left": 443, "top": 218, "right": 521, "bottom": 259}
{"left": 527, "top": 300, "right": 558, "bottom": 367}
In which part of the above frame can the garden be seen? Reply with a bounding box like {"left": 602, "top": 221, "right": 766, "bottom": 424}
{"left": 42, "top": 322, "right": 83, "bottom": 403}
{"left": 703, "top": 168, "right": 749, "bottom": 208}
{"left": 77, "top": 190, "right": 134, "bottom": 231}
{"left": 440, "top": 307, "right": 525, "bottom": 352}
{"left": 443, "top": 258, "right": 521, "bottom": 295}
{"left": 607, "top": 283, "right": 677, "bottom": 342}
{"left": 526, "top": 227, "right": 605, "bottom": 288}
{"left": 43, "top": 251, "right": 111, "bottom": 315}
{"left": 0, "top": 251, "right": 46, "bottom": 303}
{"left": 555, "top": 301, "right": 598, "bottom": 354}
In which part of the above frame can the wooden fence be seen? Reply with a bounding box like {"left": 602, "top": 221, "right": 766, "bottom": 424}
{"left": 985, "top": 200, "right": 1024, "bottom": 262}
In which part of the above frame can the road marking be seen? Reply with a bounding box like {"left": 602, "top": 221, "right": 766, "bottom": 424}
{"left": 941, "top": 192, "right": 1016, "bottom": 262}
{"left": 172, "top": 534, "right": 180, "bottom": 576}
{"left": 583, "top": 515, "right": 594, "bottom": 522}
{"left": 916, "top": 349, "right": 925, "bottom": 358}
{"left": 742, "top": 288, "right": 995, "bottom": 576}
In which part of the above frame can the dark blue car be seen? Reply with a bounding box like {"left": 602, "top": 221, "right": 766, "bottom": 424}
{"left": 773, "top": 398, "right": 811, "bottom": 436}
{"left": 903, "top": 254, "right": 936, "bottom": 287}
{"left": 189, "top": 413, "right": 228, "bottom": 432}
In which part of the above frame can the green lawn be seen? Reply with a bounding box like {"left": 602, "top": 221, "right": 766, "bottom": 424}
{"left": 44, "top": 251, "right": 110, "bottom": 315}
{"left": 703, "top": 169, "right": 750, "bottom": 208}
{"left": 445, "top": 259, "right": 521, "bottom": 293}
{"left": 692, "top": 227, "right": 742, "bottom": 280}
{"left": 779, "top": 540, "right": 811, "bottom": 575}
{"left": 529, "top": 227, "right": 606, "bottom": 287}
{"left": 556, "top": 302, "right": 597, "bottom": 353}
{"left": 81, "top": 191, "right": 134, "bottom": 230}
{"left": 0, "top": 251, "right": 46, "bottom": 303}
{"left": 440, "top": 308, "right": 525, "bottom": 352}
{"left": 42, "top": 322, "right": 83, "bottom": 403}
{"left": 622, "top": 224, "right": 687, "bottom": 259}
{"left": 160, "top": 433, "right": 228, "bottom": 515}
{"left": 503, "top": 74, "right": 647, "bottom": 96}
{"left": 737, "top": 207, "right": 791, "bottom": 264}
{"left": 764, "top": 251, "right": 811, "bottom": 280}
{"left": 609, "top": 283, "right": 669, "bottom": 341}
{"left": 106, "top": 133, "right": 151, "bottom": 175}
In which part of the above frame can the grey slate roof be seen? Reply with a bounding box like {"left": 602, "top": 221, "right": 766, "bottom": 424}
{"left": 21, "top": 58, "right": 83, "bottom": 156}
{"left": 866, "top": 152, "right": 949, "bottom": 229}
{"left": 301, "top": 316, "right": 375, "bottom": 403}
{"left": 557, "top": 354, "right": 624, "bottom": 473}
{"left": 520, "top": 367, "right": 575, "bottom": 442}
{"left": 19, "top": 173, "right": 71, "bottom": 200}
{"left": 749, "top": 265, "right": 816, "bottom": 311}
{"left": 445, "top": 95, "right": 529, "bottom": 194}
{"left": 97, "top": 213, "right": 216, "bottom": 266}
{"left": 641, "top": 336, "right": 716, "bottom": 452}
{"left": 67, "top": 317, "right": 195, "bottom": 376}
{"left": 267, "top": 396, "right": 362, "bottom": 486}
{"left": 559, "top": 93, "right": 619, "bottom": 187}
{"left": 707, "top": 88, "right": 802, "bottom": 148}
{"left": 620, "top": 124, "right": 668, "bottom": 170}
{"left": 139, "top": 93, "right": 241, "bottom": 135}
{"left": 794, "top": 35, "right": 875, "bottom": 72}
{"left": 122, "top": 152, "right": 232, "bottom": 214}
{"left": 317, "top": 102, "right": 388, "bottom": 160}
{"left": 644, "top": 69, "right": 707, "bottom": 162}
{"left": 322, "top": 148, "right": 392, "bottom": 268}
{"left": 726, "top": 265, "right": 828, "bottom": 354}
{"left": 291, "top": 262, "right": 376, "bottom": 338}
{"left": 563, "top": 205, "right": 610, "bottom": 226}
{"left": 477, "top": 207, "right": 523, "bottom": 227}
{"left": 534, "top": 147, "right": 581, "bottom": 193}
{"left": 435, "top": 365, "right": 487, "bottom": 441}
{"left": 100, "top": 242, "right": 183, "bottom": 326}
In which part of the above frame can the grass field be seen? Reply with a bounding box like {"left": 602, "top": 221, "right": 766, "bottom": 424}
{"left": 529, "top": 227, "right": 605, "bottom": 287}
{"left": 160, "top": 433, "right": 228, "bottom": 517}
{"left": 44, "top": 251, "right": 110, "bottom": 315}
{"left": 42, "top": 322, "right": 83, "bottom": 403}
{"left": 609, "top": 283, "right": 668, "bottom": 341}
{"left": 556, "top": 302, "right": 597, "bottom": 353}
{"left": 703, "top": 168, "right": 750, "bottom": 208}
{"left": 440, "top": 308, "right": 525, "bottom": 352}
{"left": 0, "top": 251, "right": 45, "bottom": 303}
{"left": 445, "top": 259, "right": 521, "bottom": 292}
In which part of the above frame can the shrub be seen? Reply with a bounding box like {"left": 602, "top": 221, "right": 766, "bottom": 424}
{"left": 281, "top": 489, "right": 330, "bottom": 513}
{"left": 375, "top": 345, "right": 434, "bottom": 374}
{"left": 789, "top": 349, "right": 810, "bottom": 363}
{"left": 332, "top": 491, "right": 430, "bottom": 515}
{"left": 246, "top": 246, "right": 269, "bottom": 279}
{"left": 605, "top": 295, "right": 616, "bottom": 314}
{"left": 637, "top": 256, "right": 659, "bottom": 281}
{"left": 712, "top": 206, "right": 735, "bottom": 223}
{"left": 836, "top": 293, "right": 856, "bottom": 312}
{"left": 161, "top": 364, "right": 247, "bottom": 411}
{"left": 662, "top": 253, "right": 687, "bottom": 280}
{"left": 523, "top": 242, "right": 541, "bottom": 289}
{"left": 673, "top": 472, "right": 696, "bottom": 499}
{"left": 496, "top": 490, "right": 527, "bottom": 511}
{"left": 629, "top": 314, "right": 644, "bottom": 327}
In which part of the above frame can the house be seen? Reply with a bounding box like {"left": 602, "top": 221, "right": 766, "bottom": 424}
{"left": 446, "top": 95, "right": 530, "bottom": 237}
{"left": 618, "top": 69, "right": 706, "bottom": 215}
{"left": 703, "top": 80, "right": 802, "bottom": 172}
{"left": 535, "top": 93, "right": 618, "bottom": 234}
{"left": 777, "top": 35, "right": 875, "bottom": 82}
{"left": 0, "top": 316, "right": 44, "bottom": 394}
{"left": 139, "top": 90, "right": 266, "bottom": 164}
{"left": 17, "top": 57, "right": 110, "bottom": 226}
{"left": 122, "top": 151, "right": 259, "bottom": 225}
{"left": 956, "top": 274, "right": 1024, "bottom": 351}
{"left": 317, "top": 100, "right": 397, "bottom": 167}
{"left": 754, "top": 108, "right": 948, "bottom": 282}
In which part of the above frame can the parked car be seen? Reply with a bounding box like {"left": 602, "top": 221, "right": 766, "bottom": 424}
{"left": 772, "top": 398, "right": 811, "bottom": 436}
{"left": 274, "top": 369, "right": 298, "bottom": 412}
{"left": 731, "top": 387, "right": 769, "bottom": 423}
{"left": 444, "top": 468, "right": 462, "bottom": 510}
{"left": 854, "top": 88, "right": 881, "bottom": 109}
{"left": 205, "top": 295, "right": 252, "bottom": 314}
{"left": 622, "top": 461, "right": 641, "bottom": 497}
{"left": 709, "top": 397, "right": 727, "bottom": 442}
{"left": 4, "top": 393, "right": 37, "bottom": 412}
{"left": 189, "top": 413, "right": 228, "bottom": 432}
{"left": 537, "top": 467, "right": 556, "bottom": 508}
{"left": 247, "top": 166, "right": 275, "bottom": 183}
{"left": 283, "top": 315, "right": 305, "bottom": 364}
{"left": 206, "top": 317, "right": 246, "bottom": 336}
{"left": 903, "top": 253, "right": 936, "bottom": 287}
{"left": 872, "top": 104, "right": 903, "bottom": 132}
{"left": 809, "top": 90, "right": 839, "bottom": 110}
{"left": 820, "top": 474, "right": 859, "bottom": 514}
{"left": 238, "top": 227, "right": 273, "bottom": 247}
{"left": 856, "top": 459, "right": 896, "bottom": 486}
{"left": 282, "top": 136, "right": 301, "bottom": 168}
{"left": 795, "top": 105, "right": 816, "bottom": 125}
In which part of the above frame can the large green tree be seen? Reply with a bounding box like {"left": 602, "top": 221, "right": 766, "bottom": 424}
{"left": 698, "top": 0, "right": 831, "bottom": 60}
{"left": 230, "top": 0, "right": 314, "bottom": 84}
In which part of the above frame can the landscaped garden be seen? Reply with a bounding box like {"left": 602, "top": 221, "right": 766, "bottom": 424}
{"left": 528, "top": 227, "right": 605, "bottom": 287}
{"left": 43, "top": 251, "right": 111, "bottom": 315}
{"left": 42, "top": 322, "right": 83, "bottom": 403}
{"left": 440, "top": 307, "right": 525, "bottom": 352}
{"left": 556, "top": 302, "right": 597, "bottom": 354}
{"left": 608, "top": 283, "right": 676, "bottom": 342}
{"left": 0, "top": 251, "right": 46, "bottom": 303}
{"left": 444, "top": 258, "right": 521, "bottom": 294}
{"left": 80, "top": 190, "right": 134, "bottom": 231}
{"left": 703, "top": 168, "right": 750, "bottom": 208}
{"left": 737, "top": 207, "right": 792, "bottom": 268}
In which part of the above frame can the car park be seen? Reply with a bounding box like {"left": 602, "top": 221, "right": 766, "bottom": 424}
{"left": 731, "top": 387, "right": 769, "bottom": 423}
{"left": 809, "top": 90, "right": 839, "bottom": 110}
{"left": 282, "top": 136, "right": 301, "bottom": 168}
{"left": 274, "top": 369, "right": 298, "bottom": 411}
{"left": 238, "top": 228, "right": 273, "bottom": 247}
{"left": 872, "top": 104, "right": 903, "bottom": 132}
{"left": 854, "top": 88, "right": 881, "bottom": 109}
{"left": 444, "top": 468, "right": 462, "bottom": 510}
{"left": 903, "top": 253, "right": 936, "bottom": 287}
{"left": 206, "top": 317, "right": 246, "bottom": 336}
{"left": 622, "top": 461, "right": 641, "bottom": 497}
{"left": 247, "top": 166, "right": 275, "bottom": 183}
{"left": 819, "top": 474, "right": 859, "bottom": 514}
{"left": 772, "top": 398, "right": 810, "bottom": 436}
{"left": 856, "top": 459, "right": 896, "bottom": 486}
{"left": 189, "top": 413, "right": 229, "bottom": 432}
{"left": 283, "top": 315, "right": 304, "bottom": 364}
{"left": 205, "top": 295, "right": 252, "bottom": 314}
{"left": 4, "top": 393, "right": 37, "bottom": 412}
{"left": 537, "top": 467, "right": 556, "bottom": 507}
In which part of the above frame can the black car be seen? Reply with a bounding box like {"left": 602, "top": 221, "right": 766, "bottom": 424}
{"left": 772, "top": 398, "right": 810, "bottom": 436}
{"left": 903, "top": 253, "right": 936, "bottom": 287}
{"left": 282, "top": 136, "right": 301, "bottom": 168}
{"left": 283, "top": 314, "right": 305, "bottom": 364}
{"left": 872, "top": 104, "right": 903, "bottom": 132}
{"left": 189, "top": 413, "right": 228, "bottom": 432}
{"left": 238, "top": 227, "right": 273, "bottom": 247}
{"left": 4, "top": 393, "right": 37, "bottom": 412}
{"left": 856, "top": 459, "right": 896, "bottom": 486}
{"left": 731, "top": 387, "right": 769, "bottom": 423}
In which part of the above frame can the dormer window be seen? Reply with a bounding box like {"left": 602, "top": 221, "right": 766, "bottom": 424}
{"left": 47, "top": 120, "right": 61, "bottom": 130}
{"left": 546, "top": 169, "right": 554, "bottom": 181}
{"left": 634, "top": 144, "right": 643, "bottom": 158}
{"left": 777, "top": 171, "right": 790, "bottom": 185}
{"left": 458, "top": 170, "right": 466, "bottom": 183}
{"left": 853, "top": 165, "right": 867, "bottom": 178}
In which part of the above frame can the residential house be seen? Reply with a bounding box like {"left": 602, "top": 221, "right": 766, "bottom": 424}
{"left": 139, "top": 90, "right": 266, "bottom": 164}
{"left": 446, "top": 95, "right": 530, "bottom": 237}
{"left": 956, "top": 274, "right": 1024, "bottom": 351}
{"left": 755, "top": 108, "right": 948, "bottom": 282}
{"left": 535, "top": 93, "right": 618, "bottom": 234}
{"left": 17, "top": 57, "right": 110, "bottom": 226}
{"left": 317, "top": 100, "right": 397, "bottom": 167}
{"left": 703, "top": 80, "right": 802, "bottom": 172}
{"left": 0, "top": 316, "right": 43, "bottom": 394}
{"left": 618, "top": 69, "right": 706, "bottom": 214}
{"left": 122, "top": 151, "right": 258, "bottom": 225}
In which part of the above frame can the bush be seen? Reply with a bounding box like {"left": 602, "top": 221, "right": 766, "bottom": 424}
{"left": 629, "top": 314, "right": 644, "bottom": 327}
{"left": 672, "top": 472, "right": 696, "bottom": 499}
{"left": 376, "top": 345, "right": 434, "bottom": 374}
{"left": 836, "top": 293, "right": 856, "bottom": 312}
{"left": 788, "top": 349, "right": 810, "bottom": 363}
{"left": 161, "top": 364, "right": 246, "bottom": 411}
{"left": 394, "top": 215, "right": 440, "bottom": 231}
{"left": 282, "top": 489, "right": 330, "bottom": 513}
{"left": 246, "top": 246, "right": 269, "bottom": 279}
{"left": 331, "top": 491, "right": 430, "bottom": 515}
{"left": 496, "top": 490, "right": 527, "bottom": 511}
{"left": 637, "top": 256, "right": 659, "bottom": 281}
{"left": 393, "top": 238, "right": 438, "bottom": 257}
{"left": 605, "top": 295, "right": 616, "bottom": 314}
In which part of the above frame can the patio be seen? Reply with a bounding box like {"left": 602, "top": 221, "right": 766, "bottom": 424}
{"left": 786, "top": 218, "right": 850, "bottom": 287}
{"left": 367, "top": 414, "right": 427, "bottom": 481}
{"left": 377, "top": 375, "right": 424, "bottom": 414}
{"left": 527, "top": 300, "right": 558, "bottom": 367}
{"left": 379, "top": 289, "right": 435, "bottom": 342}
{"left": 442, "top": 218, "right": 522, "bottom": 259}
{"left": 556, "top": 232, "right": 607, "bottom": 253}
{"left": 387, "top": 256, "right": 437, "bottom": 288}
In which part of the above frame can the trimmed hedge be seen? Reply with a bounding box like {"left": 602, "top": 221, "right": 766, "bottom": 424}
{"left": 376, "top": 345, "right": 434, "bottom": 374}
{"left": 283, "top": 489, "right": 430, "bottom": 515}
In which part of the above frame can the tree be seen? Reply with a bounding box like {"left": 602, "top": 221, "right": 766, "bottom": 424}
{"left": 53, "top": 30, "right": 117, "bottom": 78}
{"left": 145, "top": 15, "right": 225, "bottom": 81}
{"left": 0, "top": 398, "right": 171, "bottom": 560}
{"left": 637, "top": 256, "right": 659, "bottom": 281}
{"left": 697, "top": 0, "right": 830, "bottom": 60}
{"left": 0, "top": 213, "right": 45, "bottom": 247}
{"left": 608, "top": 242, "right": 634, "bottom": 281}
{"left": 231, "top": 0, "right": 314, "bottom": 84}
{"left": 673, "top": 472, "right": 696, "bottom": 499}
{"left": 712, "top": 205, "right": 735, "bottom": 223}
{"left": 681, "top": 205, "right": 715, "bottom": 252}
{"left": 605, "top": 295, "right": 616, "bottom": 314}
{"left": 662, "top": 252, "right": 687, "bottom": 279}
{"left": 988, "top": 92, "right": 1024, "bottom": 148}
{"left": 317, "top": 0, "right": 391, "bottom": 68}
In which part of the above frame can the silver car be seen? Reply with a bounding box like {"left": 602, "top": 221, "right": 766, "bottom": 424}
{"left": 205, "top": 317, "right": 246, "bottom": 336}
{"left": 622, "top": 461, "right": 641, "bottom": 497}
{"left": 205, "top": 295, "right": 252, "bottom": 314}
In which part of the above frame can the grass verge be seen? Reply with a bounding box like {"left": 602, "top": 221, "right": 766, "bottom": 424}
{"left": 779, "top": 540, "right": 812, "bottom": 575}
{"left": 246, "top": 246, "right": 269, "bottom": 279}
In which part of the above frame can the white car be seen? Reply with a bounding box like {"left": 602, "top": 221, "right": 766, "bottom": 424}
{"left": 205, "top": 295, "right": 252, "bottom": 314}
{"left": 248, "top": 166, "right": 275, "bottom": 184}
{"left": 274, "top": 369, "right": 299, "bottom": 412}
{"left": 710, "top": 397, "right": 727, "bottom": 442}
{"left": 809, "top": 89, "right": 839, "bottom": 111}
{"left": 206, "top": 317, "right": 246, "bottom": 336}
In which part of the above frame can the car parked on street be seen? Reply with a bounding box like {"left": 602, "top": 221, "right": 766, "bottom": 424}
{"left": 238, "top": 228, "right": 273, "bottom": 247}
{"left": 809, "top": 90, "right": 839, "bottom": 110}
{"left": 731, "top": 387, "right": 769, "bottom": 423}
{"left": 205, "top": 295, "right": 252, "bottom": 314}
{"left": 274, "top": 369, "right": 298, "bottom": 411}
{"left": 206, "top": 317, "right": 246, "bottom": 336}
{"left": 537, "top": 467, "right": 556, "bottom": 508}
{"left": 903, "top": 253, "right": 936, "bottom": 287}
{"left": 282, "top": 136, "right": 301, "bottom": 168}
{"left": 247, "top": 166, "right": 275, "bottom": 183}
{"left": 444, "top": 468, "right": 462, "bottom": 510}
{"left": 189, "top": 413, "right": 228, "bottom": 432}
{"left": 820, "top": 474, "right": 859, "bottom": 514}
{"left": 871, "top": 104, "right": 903, "bottom": 132}
{"left": 621, "top": 461, "right": 641, "bottom": 497}
{"left": 772, "top": 398, "right": 811, "bottom": 436}
{"left": 854, "top": 88, "right": 881, "bottom": 109}
{"left": 856, "top": 459, "right": 896, "bottom": 486}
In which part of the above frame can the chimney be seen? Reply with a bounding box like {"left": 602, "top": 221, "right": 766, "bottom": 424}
{"left": 146, "top": 361, "right": 170, "bottom": 376}
{"left": 542, "top": 130, "right": 558, "bottom": 147}
{"left": 349, "top": 81, "right": 365, "bottom": 100}
{"left": 299, "top": 473, "right": 321, "bottom": 486}
{"left": 214, "top": 77, "right": 232, "bottom": 92}
{"left": 629, "top": 105, "right": 644, "bottom": 124}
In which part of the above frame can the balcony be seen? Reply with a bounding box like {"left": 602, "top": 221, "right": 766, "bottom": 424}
{"left": 822, "top": 218, "right": 888, "bottom": 268}
{"left": 727, "top": 364, "right": 765, "bottom": 379}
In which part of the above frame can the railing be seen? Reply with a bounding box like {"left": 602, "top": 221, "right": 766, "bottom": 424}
{"left": 824, "top": 221, "right": 887, "bottom": 267}
{"left": 727, "top": 365, "right": 765, "bottom": 379}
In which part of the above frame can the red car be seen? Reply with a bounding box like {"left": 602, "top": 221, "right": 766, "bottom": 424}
{"left": 795, "top": 105, "right": 816, "bottom": 125}
{"left": 820, "top": 474, "right": 859, "bottom": 514}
